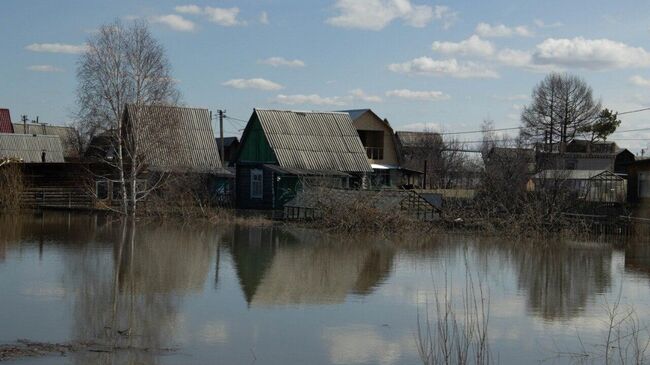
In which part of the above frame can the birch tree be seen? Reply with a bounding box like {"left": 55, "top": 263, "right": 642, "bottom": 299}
{"left": 76, "top": 20, "right": 179, "bottom": 215}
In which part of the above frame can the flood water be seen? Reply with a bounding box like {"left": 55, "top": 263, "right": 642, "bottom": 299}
{"left": 1, "top": 212, "right": 650, "bottom": 364}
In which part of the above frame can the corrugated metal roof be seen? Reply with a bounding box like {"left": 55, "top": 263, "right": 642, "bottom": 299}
{"left": 0, "top": 133, "right": 65, "bottom": 162}
{"left": 0, "top": 109, "right": 13, "bottom": 133}
{"left": 253, "top": 109, "right": 372, "bottom": 173}
{"left": 124, "top": 104, "right": 225, "bottom": 174}
{"left": 13, "top": 122, "right": 76, "bottom": 158}
{"left": 216, "top": 136, "right": 239, "bottom": 149}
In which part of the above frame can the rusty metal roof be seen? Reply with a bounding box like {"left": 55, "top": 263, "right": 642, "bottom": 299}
{"left": 0, "top": 109, "right": 13, "bottom": 133}
{"left": 124, "top": 104, "right": 225, "bottom": 174}
{"left": 0, "top": 133, "right": 65, "bottom": 162}
{"left": 253, "top": 109, "right": 372, "bottom": 173}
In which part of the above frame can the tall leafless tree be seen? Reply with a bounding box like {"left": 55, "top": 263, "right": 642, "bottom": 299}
{"left": 76, "top": 20, "right": 180, "bottom": 215}
{"left": 520, "top": 73, "right": 602, "bottom": 150}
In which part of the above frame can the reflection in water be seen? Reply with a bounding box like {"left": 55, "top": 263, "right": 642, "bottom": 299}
{"left": 61, "top": 219, "right": 218, "bottom": 364}
{"left": 227, "top": 227, "right": 394, "bottom": 306}
{"left": 507, "top": 242, "right": 612, "bottom": 321}
{"left": 625, "top": 242, "right": 650, "bottom": 279}
{"left": 2, "top": 212, "right": 650, "bottom": 365}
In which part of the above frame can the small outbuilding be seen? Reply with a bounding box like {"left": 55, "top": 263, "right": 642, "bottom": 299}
{"left": 529, "top": 169, "right": 626, "bottom": 203}
{"left": 234, "top": 109, "right": 373, "bottom": 210}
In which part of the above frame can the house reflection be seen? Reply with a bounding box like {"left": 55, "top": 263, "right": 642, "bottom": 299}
{"left": 227, "top": 226, "right": 395, "bottom": 306}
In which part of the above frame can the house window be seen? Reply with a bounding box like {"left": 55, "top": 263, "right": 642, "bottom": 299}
{"left": 251, "top": 169, "right": 263, "bottom": 199}
{"left": 96, "top": 180, "right": 109, "bottom": 200}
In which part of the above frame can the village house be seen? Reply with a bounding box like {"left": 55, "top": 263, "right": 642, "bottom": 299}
{"left": 234, "top": 109, "right": 372, "bottom": 210}
{"left": 85, "top": 104, "right": 231, "bottom": 208}
{"left": 537, "top": 140, "right": 635, "bottom": 176}
{"left": 341, "top": 109, "right": 422, "bottom": 188}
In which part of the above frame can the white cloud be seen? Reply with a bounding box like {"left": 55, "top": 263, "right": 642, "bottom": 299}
{"left": 326, "top": 0, "right": 455, "bottom": 31}
{"left": 475, "top": 22, "right": 533, "bottom": 38}
{"left": 349, "top": 89, "right": 383, "bottom": 102}
{"left": 432, "top": 5, "right": 458, "bottom": 30}
{"left": 259, "top": 11, "right": 269, "bottom": 24}
{"left": 25, "top": 43, "right": 87, "bottom": 54}
{"left": 174, "top": 5, "right": 245, "bottom": 26}
{"left": 431, "top": 35, "right": 495, "bottom": 57}
{"left": 273, "top": 94, "right": 346, "bottom": 106}
{"left": 222, "top": 78, "right": 283, "bottom": 91}
{"left": 205, "top": 7, "right": 244, "bottom": 26}
{"left": 534, "top": 19, "right": 563, "bottom": 28}
{"left": 259, "top": 57, "right": 305, "bottom": 68}
{"left": 532, "top": 37, "right": 650, "bottom": 70}
{"left": 150, "top": 14, "right": 195, "bottom": 31}
{"left": 386, "top": 89, "right": 449, "bottom": 101}
{"left": 630, "top": 75, "right": 650, "bottom": 87}
{"left": 26, "top": 65, "right": 63, "bottom": 73}
{"left": 175, "top": 5, "right": 202, "bottom": 14}
{"left": 388, "top": 57, "right": 498, "bottom": 78}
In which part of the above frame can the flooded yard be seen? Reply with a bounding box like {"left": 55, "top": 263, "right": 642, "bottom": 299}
{"left": 1, "top": 211, "right": 650, "bottom": 364}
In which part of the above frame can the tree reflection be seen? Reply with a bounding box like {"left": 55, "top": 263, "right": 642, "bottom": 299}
{"left": 509, "top": 242, "right": 612, "bottom": 321}
{"left": 64, "top": 219, "right": 216, "bottom": 364}
{"left": 227, "top": 226, "right": 395, "bottom": 306}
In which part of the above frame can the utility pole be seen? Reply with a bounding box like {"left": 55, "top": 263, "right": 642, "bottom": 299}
{"left": 218, "top": 109, "right": 225, "bottom": 165}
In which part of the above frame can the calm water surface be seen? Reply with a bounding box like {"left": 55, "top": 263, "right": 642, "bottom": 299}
{"left": 1, "top": 212, "right": 649, "bottom": 364}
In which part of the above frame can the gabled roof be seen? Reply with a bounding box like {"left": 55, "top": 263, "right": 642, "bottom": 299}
{"left": 123, "top": 104, "right": 225, "bottom": 174}
{"left": 244, "top": 109, "right": 372, "bottom": 173}
{"left": 0, "top": 133, "right": 65, "bottom": 162}
{"left": 0, "top": 109, "right": 13, "bottom": 133}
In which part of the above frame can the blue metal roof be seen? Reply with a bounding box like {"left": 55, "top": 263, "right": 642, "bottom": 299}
{"left": 338, "top": 109, "right": 370, "bottom": 121}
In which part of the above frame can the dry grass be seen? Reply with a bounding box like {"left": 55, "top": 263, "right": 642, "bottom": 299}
{"left": 417, "top": 267, "right": 491, "bottom": 365}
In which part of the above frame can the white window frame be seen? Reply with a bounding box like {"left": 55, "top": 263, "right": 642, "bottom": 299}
{"left": 251, "top": 169, "right": 263, "bottom": 199}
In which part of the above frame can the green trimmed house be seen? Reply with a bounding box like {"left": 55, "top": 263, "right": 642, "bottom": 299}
{"left": 235, "top": 109, "right": 372, "bottom": 210}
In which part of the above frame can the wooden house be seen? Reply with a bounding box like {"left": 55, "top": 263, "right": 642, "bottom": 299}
{"left": 85, "top": 104, "right": 231, "bottom": 208}
{"left": 341, "top": 109, "right": 422, "bottom": 188}
{"left": 234, "top": 109, "right": 372, "bottom": 210}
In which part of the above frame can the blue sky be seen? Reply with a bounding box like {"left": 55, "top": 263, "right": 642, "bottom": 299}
{"left": 2, "top": 0, "right": 650, "bottom": 151}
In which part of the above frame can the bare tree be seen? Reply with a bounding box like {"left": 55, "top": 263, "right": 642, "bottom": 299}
{"left": 521, "top": 73, "right": 602, "bottom": 150}
{"left": 76, "top": 20, "right": 180, "bottom": 215}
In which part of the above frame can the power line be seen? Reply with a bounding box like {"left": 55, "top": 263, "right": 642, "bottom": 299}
{"left": 619, "top": 107, "right": 650, "bottom": 115}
